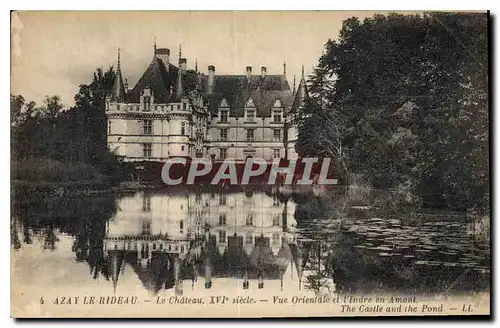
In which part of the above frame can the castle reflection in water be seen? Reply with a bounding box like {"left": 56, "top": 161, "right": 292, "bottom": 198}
{"left": 105, "top": 188, "right": 310, "bottom": 295}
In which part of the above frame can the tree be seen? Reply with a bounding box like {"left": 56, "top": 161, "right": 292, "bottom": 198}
{"left": 296, "top": 12, "right": 489, "bottom": 212}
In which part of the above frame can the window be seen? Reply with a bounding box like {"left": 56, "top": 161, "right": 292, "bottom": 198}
{"left": 143, "top": 96, "right": 151, "bottom": 111}
{"left": 180, "top": 221, "right": 184, "bottom": 233}
{"left": 183, "top": 102, "right": 187, "bottom": 110}
{"left": 143, "top": 195, "right": 151, "bottom": 212}
{"left": 181, "top": 122, "right": 186, "bottom": 135}
{"left": 219, "top": 194, "right": 227, "bottom": 206}
{"left": 142, "top": 221, "right": 151, "bottom": 235}
{"left": 246, "top": 129, "right": 255, "bottom": 142}
{"left": 273, "top": 194, "right": 280, "bottom": 207}
{"left": 108, "top": 121, "right": 112, "bottom": 134}
{"left": 272, "top": 233, "right": 280, "bottom": 245}
{"left": 181, "top": 145, "right": 185, "bottom": 151}
{"left": 245, "top": 234, "right": 253, "bottom": 245}
{"left": 246, "top": 213, "right": 253, "bottom": 226}
{"left": 247, "top": 111, "right": 255, "bottom": 120}
{"left": 143, "top": 143, "right": 152, "bottom": 158}
{"left": 143, "top": 120, "right": 153, "bottom": 135}
{"left": 273, "top": 129, "right": 281, "bottom": 141}
{"left": 220, "top": 148, "right": 227, "bottom": 160}
{"left": 273, "top": 149, "right": 281, "bottom": 159}
{"left": 219, "top": 129, "right": 228, "bottom": 141}
{"left": 273, "top": 214, "right": 280, "bottom": 226}
{"left": 219, "top": 214, "right": 226, "bottom": 225}
{"left": 220, "top": 111, "right": 228, "bottom": 123}
{"left": 218, "top": 230, "right": 227, "bottom": 243}
{"left": 273, "top": 114, "right": 281, "bottom": 123}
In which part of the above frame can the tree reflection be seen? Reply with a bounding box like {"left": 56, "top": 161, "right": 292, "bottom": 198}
{"left": 12, "top": 188, "right": 118, "bottom": 282}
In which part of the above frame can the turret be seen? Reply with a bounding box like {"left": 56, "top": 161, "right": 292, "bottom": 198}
{"left": 175, "top": 65, "right": 184, "bottom": 100}
{"left": 291, "top": 65, "right": 309, "bottom": 112}
{"left": 110, "top": 48, "right": 126, "bottom": 102}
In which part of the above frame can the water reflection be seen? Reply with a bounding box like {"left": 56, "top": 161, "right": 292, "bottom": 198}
{"left": 11, "top": 187, "right": 490, "bottom": 297}
{"left": 103, "top": 189, "right": 309, "bottom": 295}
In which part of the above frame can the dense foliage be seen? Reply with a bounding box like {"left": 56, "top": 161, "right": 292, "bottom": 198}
{"left": 296, "top": 12, "right": 489, "bottom": 212}
{"left": 11, "top": 67, "right": 126, "bottom": 181}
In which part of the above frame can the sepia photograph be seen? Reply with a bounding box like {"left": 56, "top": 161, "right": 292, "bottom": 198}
{"left": 10, "top": 10, "right": 490, "bottom": 318}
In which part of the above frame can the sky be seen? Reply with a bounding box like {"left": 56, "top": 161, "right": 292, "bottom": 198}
{"left": 11, "top": 11, "right": 390, "bottom": 107}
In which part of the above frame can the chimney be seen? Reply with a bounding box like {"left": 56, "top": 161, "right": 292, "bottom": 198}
{"left": 246, "top": 66, "right": 252, "bottom": 79}
{"left": 261, "top": 66, "right": 267, "bottom": 78}
{"left": 207, "top": 65, "right": 215, "bottom": 95}
{"left": 155, "top": 48, "right": 170, "bottom": 72}
{"left": 179, "top": 58, "right": 187, "bottom": 72}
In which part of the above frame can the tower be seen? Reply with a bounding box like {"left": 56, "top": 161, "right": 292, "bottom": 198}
{"left": 110, "top": 48, "right": 126, "bottom": 102}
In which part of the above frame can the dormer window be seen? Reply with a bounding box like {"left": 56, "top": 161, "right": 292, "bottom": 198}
{"left": 273, "top": 113, "right": 282, "bottom": 123}
{"left": 246, "top": 110, "right": 255, "bottom": 121}
{"left": 143, "top": 96, "right": 151, "bottom": 111}
{"left": 245, "top": 97, "right": 256, "bottom": 108}
{"left": 220, "top": 111, "right": 228, "bottom": 123}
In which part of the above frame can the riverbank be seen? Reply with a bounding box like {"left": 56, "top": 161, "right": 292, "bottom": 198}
{"left": 11, "top": 159, "right": 119, "bottom": 197}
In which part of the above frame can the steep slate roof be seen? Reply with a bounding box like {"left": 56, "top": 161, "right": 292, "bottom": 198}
{"left": 124, "top": 54, "right": 294, "bottom": 118}
{"left": 202, "top": 75, "right": 294, "bottom": 117}
{"left": 110, "top": 53, "right": 126, "bottom": 102}
{"left": 127, "top": 56, "right": 180, "bottom": 103}
{"left": 291, "top": 76, "right": 309, "bottom": 113}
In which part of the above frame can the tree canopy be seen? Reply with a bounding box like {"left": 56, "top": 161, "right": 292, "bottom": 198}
{"left": 296, "top": 12, "right": 489, "bottom": 212}
{"left": 11, "top": 66, "right": 122, "bottom": 177}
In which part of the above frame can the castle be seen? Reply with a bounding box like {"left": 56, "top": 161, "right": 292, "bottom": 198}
{"left": 105, "top": 45, "right": 308, "bottom": 163}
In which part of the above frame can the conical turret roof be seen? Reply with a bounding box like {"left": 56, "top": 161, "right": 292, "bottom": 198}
{"left": 110, "top": 49, "right": 127, "bottom": 102}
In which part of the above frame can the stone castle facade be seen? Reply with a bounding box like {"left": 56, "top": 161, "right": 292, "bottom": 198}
{"left": 105, "top": 45, "right": 308, "bottom": 163}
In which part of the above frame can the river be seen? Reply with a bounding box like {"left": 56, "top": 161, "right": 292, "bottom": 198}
{"left": 11, "top": 186, "right": 490, "bottom": 301}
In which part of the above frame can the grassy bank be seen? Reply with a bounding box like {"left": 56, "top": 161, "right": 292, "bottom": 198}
{"left": 11, "top": 159, "right": 115, "bottom": 194}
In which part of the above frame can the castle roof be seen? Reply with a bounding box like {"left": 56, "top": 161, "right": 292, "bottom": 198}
{"left": 121, "top": 48, "right": 296, "bottom": 117}
{"left": 202, "top": 75, "right": 294, "bottom": 117}
{"left": 291, "top": 75, "right": 309, "bottom": 113}
{"left": 127, "top": 56, "right": 180, "bottom": 103}
{"left": 110, "top": 50, "right": 126, "bottom": 102}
